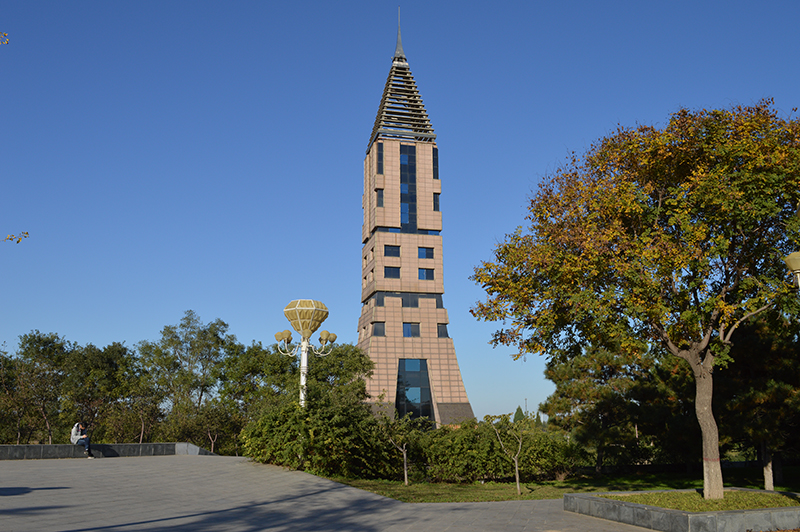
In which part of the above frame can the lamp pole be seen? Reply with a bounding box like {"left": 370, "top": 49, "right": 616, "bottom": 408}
{"left": 275, "top": 299, "right": 337, "bottom": 407}
{"left": 785, "top": 252, "right": 800, "bottom": 288}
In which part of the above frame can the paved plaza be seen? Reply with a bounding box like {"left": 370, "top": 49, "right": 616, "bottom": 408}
{"left": 0, "top": 455, "right": 647, "bottom": 531}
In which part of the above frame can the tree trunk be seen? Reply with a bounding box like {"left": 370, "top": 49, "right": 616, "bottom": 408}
{"left": 513, "top": 457, "right": 521, "bottom": 495}
{"left": 694, "top": 368, "right": 724, "bottom": 499}
{"left": 595, "top": 446, "right": 604, "bottom": 474}
{"left": 774, "top": 451, "right": 784, "bottom": 486}
{"left": 761, "top": 441, "right": 774, "bottom": 491}
{"left": 402, "top": 448, "right": 408, "bottom": 486}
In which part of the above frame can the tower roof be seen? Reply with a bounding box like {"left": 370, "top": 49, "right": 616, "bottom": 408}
{"left": 368, "top": 27, "right": 435, "bottom": 150}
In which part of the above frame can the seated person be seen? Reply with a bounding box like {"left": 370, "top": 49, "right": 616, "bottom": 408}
{"left": 70, "top": 421, "right": 94, "bottom": 459}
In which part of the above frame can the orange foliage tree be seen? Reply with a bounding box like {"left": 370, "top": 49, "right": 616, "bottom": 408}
{"left": 471, "top": 100, "right": 800, "bottom": 499}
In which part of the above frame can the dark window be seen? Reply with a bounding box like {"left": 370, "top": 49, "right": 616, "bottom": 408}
{"left": 437, "top": 324, "right": 449, "bottom": 338}
{"left": 376, "top": 189, "right": 384, "bottom": 207}
{"left": 433, "top": 147, "right": 439, "bottom": 180}
{"left": 375, "top": 292, "right": 443, "bottom": 308}
{"left": 385, "top": 266, "right": 400, "bottom": 279}
{"left": 384, "top": 245, "right": 400, "bottom": 257}
{"left": 377, "top": 142, "right": 384, "bottom": 174}
{"left": 373, "top": 322, "right": 386, "bottom": 336}
{"left": 433, "top": 192, "right": 440, "bottom": 212}
{"left": 396, "top": 359, "right": 434, "bottom": 421}
{"left": 403, "top": 323, "right": 420, "bottom": 337}
{"left": 419, "top": 268, "right": 435, "bottom": 280}
{"left": 400, "top": 145, "right": 417, "bottom": 233}
{"left": 418, "top": 247, "right": 434, "bottom": 259}
{"left": 401, "top": 293, "right": 419, "bottom": 308}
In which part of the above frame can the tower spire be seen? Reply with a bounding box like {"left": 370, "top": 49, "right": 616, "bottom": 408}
{"left": 394, "top": 9, "right": 406, "bottom": 61}
{"left": 368, "top": 20, "right": 435, "bottom": 150}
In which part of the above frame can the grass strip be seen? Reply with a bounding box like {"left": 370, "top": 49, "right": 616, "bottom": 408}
{"left": 599, "top": 490, "right": 800, "bottom": 512}
{"left": 329, "top": 466, "right": 800, "bottom": 504}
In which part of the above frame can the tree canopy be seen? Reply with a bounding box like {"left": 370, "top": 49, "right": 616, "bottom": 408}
{"left": 472, "top": 100, "right": 800, "bottom": 498}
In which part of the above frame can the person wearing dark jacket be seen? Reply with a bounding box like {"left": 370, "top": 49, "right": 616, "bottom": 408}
{"left": 70, "top": 422, "right": 94, "bottom": 459}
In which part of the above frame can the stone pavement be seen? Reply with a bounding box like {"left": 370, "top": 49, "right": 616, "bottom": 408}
{"left": 0, "top": 455, "right": 648, "bottom": 531}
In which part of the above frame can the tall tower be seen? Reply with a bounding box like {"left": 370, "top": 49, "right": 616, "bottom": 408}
{"left": 357, "top": 27, "right": 474, "bottom": 425}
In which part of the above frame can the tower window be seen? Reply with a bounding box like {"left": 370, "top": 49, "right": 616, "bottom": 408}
{"left": 377, "top": 142, "right": 384, "bottom": 174}
{"left": 384, "top": 245, "right": 400, "bottom": 257}
{"left": 437, "top": 324, "right": 449, "bottom": 338}
{"left": 418, "top": 247, "right": 434, "bottom": 259}
{"left": 376, "top": 189, "right": 384, "bottom": 207}
{"left": 433, "top": 147, "right": 439, "bottom": 180}
{"left": 396, "top": 359, "right": 433, "bottom": 420}
{"left": 419, "top": 268, "right": 434, "bottom": 280}
{"left": 373, "top": 322, "right": 386, "bottom": 336}
{"left": 433, "top": 193, "right": 440, "bottom": 212}
{"left": 385, "top": 266, "right": 400, "bottom": 279}
{"left": 403, "top": 323, "right": 420, "bottom": 337}
{"left": 401, "top": 293, "right": 419, "bottom": 307}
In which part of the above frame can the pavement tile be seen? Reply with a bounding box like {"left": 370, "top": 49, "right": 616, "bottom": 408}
{"left": 0, "top": 455, "right": 648, "bottom": 532}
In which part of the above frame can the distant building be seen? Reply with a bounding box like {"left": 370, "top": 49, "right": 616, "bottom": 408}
{"left": 357, "top": 27, "right": 474, "bottom": 425}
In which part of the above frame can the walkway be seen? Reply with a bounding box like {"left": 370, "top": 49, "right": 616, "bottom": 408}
{"left": 0, "top": 455, "right": 647, "bottom": 531}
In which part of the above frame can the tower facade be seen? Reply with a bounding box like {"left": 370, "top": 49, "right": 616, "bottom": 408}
{"left": 357, "top": 28, "right": 474, "bottom": 425}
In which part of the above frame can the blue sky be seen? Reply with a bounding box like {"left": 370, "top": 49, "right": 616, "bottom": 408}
{"left": 3, "top": 1, "right": 799, "bottom": 419}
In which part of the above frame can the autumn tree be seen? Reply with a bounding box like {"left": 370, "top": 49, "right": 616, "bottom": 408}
{"left": 3, "top": 232, "right": 29, "bottom": 243}
{"left": 471, "top": 100, "right": 800, "bottom": 499}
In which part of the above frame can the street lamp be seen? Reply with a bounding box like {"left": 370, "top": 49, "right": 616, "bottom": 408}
{"left": 275, "top": 299, "right": 337, "bottom": 407}
{"left": 785, "top": 252, "right": 800, "bottom": 287}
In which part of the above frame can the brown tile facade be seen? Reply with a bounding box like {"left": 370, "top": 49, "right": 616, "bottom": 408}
{"left": 357, "top": 135, "right": 474, "bottom": 425}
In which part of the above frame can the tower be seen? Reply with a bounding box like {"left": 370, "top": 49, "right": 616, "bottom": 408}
{"left": 357, "top": 27, "right": 474, "bottom": 425}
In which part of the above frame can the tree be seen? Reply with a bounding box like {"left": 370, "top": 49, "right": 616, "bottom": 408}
{"left": 716, "top": 317, "right": 800, "bottom": 490}
{"left": 241, "top": 343, "right": 384, "bottom": 478}
{"left": 0, "top": 347, "right": 38, "bottom": 444}
{"left": 489, "top": 414, "right": 525, "bottom": 495}
{"left": 539, "top": 344, "right": 650, "bottom": 471}
{"left": 380, "top": 412, "right": 427, "bottom": 485}
{"left": 60, "top": 342, "right": 133, "bottom": 437}
{"left": 139, "top": 310, "right": 232, "bottom": 445}
{"left": 3, "top": 232, "right": 29, "bottom": 243}
{"left": 471, "top": 100, "right": 800, "bottom": 499}
{"left": 16, "top": 331, "right": 74, "bottom": 444}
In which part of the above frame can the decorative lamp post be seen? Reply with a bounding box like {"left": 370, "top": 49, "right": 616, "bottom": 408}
{"left": 785, "top": 252, "right": 800, "bottom": 287}
{"left": 275, "top": 299, "right": 337, "bottom": 407}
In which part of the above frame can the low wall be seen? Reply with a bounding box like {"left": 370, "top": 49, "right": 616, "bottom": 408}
{"left": 564, "top": 489, "right": 800, "bottom": 532}
{"left": 0, "top": 442, "right": 215, "bottom": 460}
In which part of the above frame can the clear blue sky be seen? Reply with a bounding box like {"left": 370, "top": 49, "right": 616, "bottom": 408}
{"left": 3, "top": 1, "right": 799, "bottom": 419}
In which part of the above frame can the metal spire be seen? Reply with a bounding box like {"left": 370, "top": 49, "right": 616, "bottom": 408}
{"left": 394, "top": 10, "right": 406, "bottom": 62}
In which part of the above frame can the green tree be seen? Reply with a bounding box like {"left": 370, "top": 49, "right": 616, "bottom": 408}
{"left": 16, "top": 331, "right": 74, "bottom": 444}
{"left": 489, "top": 414, "right": 526, "bottom": 495}
{"left": 0, "top": 347, "right": 38, "bottom": 444}
{"left": 241, "top": 343, "right": 384, "bottom": 478}
{"left": 471, "top": 100, "right": 800, "bottom": 499}
{"left": 379, "top": 412, "right": 428, "bottom": 485}
{"left": 60, "top": 342, "right": 133, "bottom": 439}
{"left": 138, "top": 310, "right": 233, "bottom": 445}
{"left": 717, "top": 317, "right": 800, "bottom": 490}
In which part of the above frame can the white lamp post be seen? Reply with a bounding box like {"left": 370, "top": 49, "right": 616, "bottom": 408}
{"left": 275, "top": 299, "right": 337, "bottom": 407}
{"left": 785, "top": 252, "right": 800, "bottom": 287}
